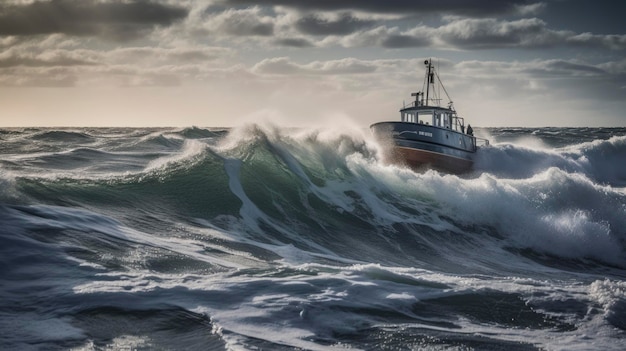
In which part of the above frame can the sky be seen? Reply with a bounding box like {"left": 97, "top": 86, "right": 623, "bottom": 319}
{"left": 0, "top": 0, "right": 625, "bottom": 127}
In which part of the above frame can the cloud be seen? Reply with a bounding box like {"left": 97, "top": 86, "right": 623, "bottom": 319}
{"left": 454, "top": 59, "right": 609, "bottom": 80}
{"left": 334, "top": 26, "right": 401, "bottom": 48}
{"left": 0, "top": 43, "right": 233, "bottom": 68}
{"left": 295, "top": 13, "right": 375, "bottom": 35}
{"left": 273, "top": 38, "right": 315, "bottom": 48}
{"left": 106, "top": 47, "right": 234, "bottom": 65}
{"left": 329, "top": 18, "right": 626, "bottom": 50}
{"left": 381, "top": 33, "right": 432, "bottom": 48}
{"left": 0, "top": 49, "right": 98, "bottom": 68}
{"left": 189, "top": 6, "right": 276, "bottom": 38}
{"left": 452, "top": 59, "right": 626, "bottom": 104}
{"left": 599, "top": 59, "right": 626, "bottom": 75}
{"left": 437, "top": 17, "right": 559, "bottom": 49}
{"left": 209, "top": 7, "right": 274, "bottom": 36}
{"left": 0, "top": 0, "right": 188, "bottom": 41}
{"left": 526, "top": 60, "right": 607, "bottom": 77}
{"left": 0, "top": 68, "right": 78, "bottom": 87}
{"left": 567, "top": 33, "right": 626, "bottom": 51}
{"left": 439, "top": 17, "right": 626, "bottom": 50}
{"left": 252, "top": 57, "right": 380, "bottom": 75}
{"left": 190, "top": 5, "right": 626, "bottom": 52}
{"left": 330, "top": 25, "right": 433, "bottom": 48}
{"left": 221, "top": 0, "right": 541, "bottom": 17}
{"left": 0, "top": 43, "right": 236, "bottom": 87}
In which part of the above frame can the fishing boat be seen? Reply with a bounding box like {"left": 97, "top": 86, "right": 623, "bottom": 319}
{"left": 371, "top": 59, "right": 489, "bottom": 173}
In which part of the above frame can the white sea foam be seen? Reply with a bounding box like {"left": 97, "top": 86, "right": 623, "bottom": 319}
{"left": 143, "top": 139, "right": 208, "bottom": 173}
{"left": 589, "top": 279, "right": 626, "bottom": 326}
{"left": 345, "top": 145, "right": 626, "bottom": 266}
{"left": 424, "top": 169, "right": 624, "bottom": 265}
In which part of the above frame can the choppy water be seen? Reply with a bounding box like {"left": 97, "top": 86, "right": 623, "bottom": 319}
{"left": 1, "top": 125, "right": 625, "bottom": 350}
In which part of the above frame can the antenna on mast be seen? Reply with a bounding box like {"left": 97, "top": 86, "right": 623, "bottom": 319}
{"left": 411, "top": 91, "right": 423, "bottom": 106}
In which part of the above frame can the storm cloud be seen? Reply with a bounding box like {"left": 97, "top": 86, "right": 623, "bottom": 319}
{"left": 222, "top": 0, "right": 541, "bottom": 17}
{"left": 273, "top": 38, "right": 315, "bottom": 48}
{"left": 0, "top": 0, "right": 188, "bottom": 41}
{"left": 295, "top": 14, "right": 376, "bottom": 36}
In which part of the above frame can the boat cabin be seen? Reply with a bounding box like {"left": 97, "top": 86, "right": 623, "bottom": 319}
{"left": 400, "top": 106, "right": 466, "bottom": 134}
{"left": 397, "top": 59, "right": 471, "bottom": 135}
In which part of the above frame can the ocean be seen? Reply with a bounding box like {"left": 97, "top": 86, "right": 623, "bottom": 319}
{"left": 1, "top": 125, "right": 625, "bottom": 350}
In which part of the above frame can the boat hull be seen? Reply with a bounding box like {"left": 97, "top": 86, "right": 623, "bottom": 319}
{"left": 370, "top": 122, "right": 476, "bottom": 173}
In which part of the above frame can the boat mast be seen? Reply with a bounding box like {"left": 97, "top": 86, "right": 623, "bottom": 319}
{"left": 424, "top": 59, "right": 431, "bottom": 106}
{"left": 424, "top": 59, "right": 432, "bottom": 107}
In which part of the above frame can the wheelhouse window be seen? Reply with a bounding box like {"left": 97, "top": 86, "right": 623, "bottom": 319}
{"left": 418, "top": 111, "right": 433, "bottom": 125}
{"left": 403, "top": 112, "right": 418, "bottom": 123}
{"left": 442, "top": 113, "right": 450, "bottom": 128}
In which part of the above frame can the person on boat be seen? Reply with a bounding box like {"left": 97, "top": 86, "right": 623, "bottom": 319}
{"left": 466, "top": 124, "right": 473, "bottom": 136}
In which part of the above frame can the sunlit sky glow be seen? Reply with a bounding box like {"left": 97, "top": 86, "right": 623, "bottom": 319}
{"left": 1, "top": 0, "right": 625, "bottom": 127}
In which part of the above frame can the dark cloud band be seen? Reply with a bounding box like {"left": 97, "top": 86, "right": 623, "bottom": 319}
{"left": 0, "top": 0, "right": 188, "bottom": 41}
{"left": 295, "top": 14, "right": 375, "bottom": 36}
{"left": 223, "top": 0, "right": 538, "bottom": 16}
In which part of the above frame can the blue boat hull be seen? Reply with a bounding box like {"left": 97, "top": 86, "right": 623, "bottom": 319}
{"left": 370, "top": 122, "right": 477, "bottom": 173}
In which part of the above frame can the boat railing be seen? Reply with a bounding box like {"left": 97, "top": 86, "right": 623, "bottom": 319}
{"left": 452, "top": 116, "right": 464, "bottom": 133}
{"left": 475, "top": 137, "right": 490, "bottom": 147}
